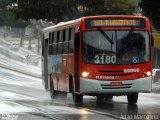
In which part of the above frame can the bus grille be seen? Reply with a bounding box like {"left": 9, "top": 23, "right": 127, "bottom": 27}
{"left": 100, "top": 83, "right": 132, "bottom": 89}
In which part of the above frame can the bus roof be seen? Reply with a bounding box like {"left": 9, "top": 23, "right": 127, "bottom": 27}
{"left": 42, "top": 15, "right": 148, "bottom": 33}
{"left": 42, "top": 18, "right": 82, "bottom": 33}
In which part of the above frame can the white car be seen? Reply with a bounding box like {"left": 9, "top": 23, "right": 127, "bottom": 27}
{"left": 10, "top": 42, "right": 20, "bottom": 50}
{"left": 152, "top": 69, "right": 160, "bottom": 82}
{"left": 26, "top": 54, "right": 40, "bottom": 65}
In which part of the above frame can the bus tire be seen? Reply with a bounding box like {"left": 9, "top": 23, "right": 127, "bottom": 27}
{"left": 96, "top": 96, "right": 107, "bottom": 105}
{"left": 105, "top": 95, "right": 113, "bottom": 101}
{"left": 50, "top": 76, "right": 58, "bottom": 99}
{"left": 97, "top": 96, "right": 105, "bottom": 101}
{"left": 73, "top": 94, "right": 83, "bottom": 105}
{"left": 69, "top": 75, "right": 74, "bottom": 93}
{"left": 127, "top": 93, "right": 138, "bottom": 104}
{"left": 96, "top": 95, "right": 106, "bottom": 104}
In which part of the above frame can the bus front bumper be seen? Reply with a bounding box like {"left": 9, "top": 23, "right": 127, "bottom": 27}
{"left": 80, "top": 77, "right": 152, "bottom": 94}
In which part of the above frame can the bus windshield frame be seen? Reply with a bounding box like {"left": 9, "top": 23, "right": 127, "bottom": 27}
{"left": 82, "top": 29, "right": 150, "bottom": 65}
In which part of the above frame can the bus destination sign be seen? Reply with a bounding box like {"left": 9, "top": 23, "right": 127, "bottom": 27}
{"left": 85, "top": 18, "right": 146, "bottom": 28}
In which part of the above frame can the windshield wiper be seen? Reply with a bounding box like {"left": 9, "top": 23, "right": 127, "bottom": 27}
{"left": 127, "top": 27, "right": 134, "bottom": 38}
{"left": 98, "top": 28, "right": 114, "bottom": 44}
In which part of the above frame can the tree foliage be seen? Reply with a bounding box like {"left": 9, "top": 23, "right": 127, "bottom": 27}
{"left": 0, "top": 0, "right": 28, "bottom": 27}
{"left": 16, "top": 0, "right": 137, "bottom": 22}
{"left": 0, "top": 0, "right": 16, "bottom": 9}
{"left": 139, "top": 0, "right": 160, "bottom": 29}
{"left": 78, "top": 0, "right": 136, "bottom": 16}
{"left": 16, "top": 0, "right": 77, "bottom": 22}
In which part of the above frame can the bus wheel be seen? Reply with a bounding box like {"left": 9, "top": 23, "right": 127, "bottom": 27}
{"left": 50, "top": 78, "right": 58, "bottom": 99}
{"left": 127, "top": 93, "right": 138, "bottom": 104}
{"left": 96, "top": 96, "right": 107, "bottom": 105}
{"left": 105, "top": 95, "right": 113, "bottom": 101}
{"left": 69, "top": 75, "right": 74, "bottom": 93}
{"left": 72, "top": 94, "right": 83, "bottom": 105}
{"left": 97, "top": 96, "right": 105, "bottom": 101}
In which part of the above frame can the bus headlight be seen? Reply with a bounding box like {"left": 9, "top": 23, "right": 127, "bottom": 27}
{"left": 143, "top": 71, "right": 152, "bottom": 77}
{"left": 146, "top": 71, "right": 152, "bottom": 76}
{"left": 81, "top": 71, "right": 90, "bottom": 78}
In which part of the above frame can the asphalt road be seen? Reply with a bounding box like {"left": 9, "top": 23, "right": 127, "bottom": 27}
{"left": 0, "top": 68, "right": 160, "bottom": 120}
{"left": 0, "top": 68, "right": 117, "bottom": 120}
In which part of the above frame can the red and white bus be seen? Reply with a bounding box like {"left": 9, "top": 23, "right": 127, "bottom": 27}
{"left": 42, "top": 15, "right": 152, "bottom": 104}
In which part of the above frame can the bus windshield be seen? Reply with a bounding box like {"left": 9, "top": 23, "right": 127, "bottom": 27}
{"left": 83, "top": 30, "right": 150, "bottom": 65}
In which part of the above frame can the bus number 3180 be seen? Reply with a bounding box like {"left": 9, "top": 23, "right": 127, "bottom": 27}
{"left": 94, "top": 55, "right": 116, "bottom": 64}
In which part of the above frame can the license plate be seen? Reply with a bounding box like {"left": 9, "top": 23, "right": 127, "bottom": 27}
{"left": 111, "top": 82, "right": 122, "bottom": 86}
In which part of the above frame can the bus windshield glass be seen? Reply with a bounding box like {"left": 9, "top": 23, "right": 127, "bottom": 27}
{"left": 83, "top": 30, "right": 150, "bottom": 65}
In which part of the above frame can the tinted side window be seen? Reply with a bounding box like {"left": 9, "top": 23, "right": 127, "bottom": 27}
{"left": 69, "top": 28, "right": 75, "bottom": 53}
{"left": 48, "top": 32, "right": 52, "bottom": 55}
{"left": 42, "top": 34, "right": 44, "bottom": 56}
{"left": 58, "top": 31, "right": 63, "bottom": 54}
{"left": 63, "top": 29, "right": 69, "bottom": 54}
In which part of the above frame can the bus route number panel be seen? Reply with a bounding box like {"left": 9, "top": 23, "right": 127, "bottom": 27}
{"left": 85, "top": 18, "right": 146, "bottom": 28}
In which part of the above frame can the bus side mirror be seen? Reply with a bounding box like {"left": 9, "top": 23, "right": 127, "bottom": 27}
{"left": 151, "top": 34, "right": 154, "bottom": 46}
{"left": 74, "top": 33, "right": 80, "bottom": 48}
{"left": 150, "top": 26, "right": 154, "bottom": 46}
